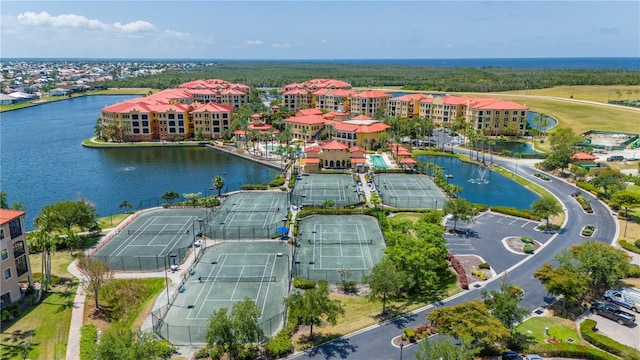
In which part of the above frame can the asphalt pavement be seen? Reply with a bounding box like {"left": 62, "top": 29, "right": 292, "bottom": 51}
{"left": 290, "top": 150, "right": 620, "bottom": 360}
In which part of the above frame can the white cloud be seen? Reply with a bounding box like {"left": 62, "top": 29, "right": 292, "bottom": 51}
{"left": 114, "top": 20, "right": 156, "bottom": 33}
{"left": 16, "top": 11, "right": 157, "bottom": 33}
{"left": 272, "top": 43, "right": 292, "bottom": 48}
{"left": 244, "top": 40, "right": 263, "bottom": 46}
{"left": 320, "top": 39, "right": 329, "bottom": 43}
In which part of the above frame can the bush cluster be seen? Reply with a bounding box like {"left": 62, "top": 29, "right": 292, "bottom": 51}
{"left": 490, "top": 206, "right": 539, "bottom": 220}
{"left": 536, "top": 344, "right": 614, "bottom": 360}
{"left": 403, "top": 327, "right": 416, "bottom": 342}
{"left": 572, "top": 193, "right": 594, "bottom": 213}
{"left": 479, "top": 262, "right": 491, "bottom": 270}
{"left": 293, "top": 277, "right": 316, "bottom": 289}
{"left": 241, "top": 184, "right": 269, "bottom": 190}
{"left": 447, "top": 253, "right": 468, "bottom": 290}
{"left": 80, "top": 325, "right": 98, "bottom": 360}
{"left": 619, "top": 240, "right": 640, "bottom": 254}
{"left": 521, "top": 236, "right": 534, "bottom": 244}
{"left": 581, "top": 224, "right": 596, "bottom": 237}
{"left": 471, "top": 269, "right": 488, "bottom": 281}
{"left": 523, "top": 244, "right": 535, "bottom": 254}
{"left": 269, "top": 175, "right": 286, "bottom": 187}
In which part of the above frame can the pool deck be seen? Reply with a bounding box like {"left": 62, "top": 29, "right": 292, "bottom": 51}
{"left": 367, "top": 153, "right": 398, "bottom": 169}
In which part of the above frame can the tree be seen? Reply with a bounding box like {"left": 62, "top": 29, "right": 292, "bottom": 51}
{"left": 591, "top": 168, "right": 625, "bottom": 199}
{"left": 96, "top": 328, "right": 176, "bottom": 360}
{"left": 119, "top": 200, "right": 133, "bottom": 213}
{"left": 416, "top": 337, "right": 478, "bottom": 360}
{"left": 363, "top": 257, "right": 406, "bottom": 314}
{"left": 481, "top": 276, "right": 529, "bottom": 334}
{"left": 443, "top": 198, "right": 474, "bottom": 231}
{"left": 611, "top": 189, "right": 640, "bottom": 236}
{"left": 206, "top": 297, "right": 264, "bottom": 359}
{"left": 427, "top": 299, "right": 509, "bottom": 349}
{"left": 562, "top": 241, "right": 630, "bottom": 295}
{"left": 212, "top": 176, "right": 225, "bottom": 197}
{"left": 531, "top": 196, "right": 562, "bottom": 230}
{"left": 26, "top": 230, "right": 57, "bottom": 295}
{"left": 0, "top": 191, "right": 24, "bottom": 210}
{"left": 286, "top": 282, "right": 344, "bottom": 338}
{"left": 77, "top": 256, "right": 113, "bottom": 309}
{"left": 182, "top": 192, "right": 201, "bottom": 207}
{"left": 161, "top": 190, "right": 179, "bottom": 205}
{"left": 534, "top": 263, "right": 590, "bottom": 308}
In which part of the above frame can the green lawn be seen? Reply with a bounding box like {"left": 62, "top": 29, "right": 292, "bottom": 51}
{"left": 516, "top": 316, "right": 617, "bottom": 360}
{"left": 1, "top": 284, "right": 76, "bottom": 360}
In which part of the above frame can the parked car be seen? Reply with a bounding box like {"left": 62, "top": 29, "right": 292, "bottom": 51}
{"left": 590, "top": 301, "right": 636, "bottom": 325}
{"left": 604, "top": 288, "right": 640, "bottom": 312}
{"left": 606, "top": 155, "right": 624, "bottom": 161}
{"left": 502, "top": 351, "right": 523, "bottom": 360}
{"left": 525, "top": 355, "right": 543, "bottom": 360}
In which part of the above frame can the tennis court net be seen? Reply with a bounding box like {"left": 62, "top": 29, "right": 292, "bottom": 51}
{"left": 224, "top": 209, "right": 280, "bottom": 213}
{"left": 308, "top": 239, "right": 373, "bottom": 245}
{"left": 127, "top": 229, "right": 190, "bottom": 236}
{"left": 382, "top": 184, "right": 432, "bottom": 190}
{"left": 197, "top": 276, "right": 277, "bottom": 283}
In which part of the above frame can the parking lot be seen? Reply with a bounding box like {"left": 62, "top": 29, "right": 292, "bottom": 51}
{"left": 583, "top": 312, "right": 640, "bottom": 350}
{"left": 444, "top": 211, "right": 554, "bottom": 273}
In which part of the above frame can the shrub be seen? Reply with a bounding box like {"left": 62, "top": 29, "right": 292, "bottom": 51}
{"left": 490, "top": 206, "right": 539, "bottom": 220}
{"left": 265, "top": 333, "right": 293, "bottom": 358}
{"left": 404, "top": 327, "right": 416, "bottom": 342}
{"left": 620, "top": 240, "right": 640, "bottom": 254}
{"left": 447, "top": 253, "right": 468, "bottom": 289}
{"left": 635, "top": 239, "right": 640, "bottom": 249}
{"left": 194, "top": 347, "right": 211, "bottom": 359}
{"left": 471, "top": 269, "right": 487, "bottom": 281}
{"left": 580, "top": 319, "right": 631, "bottom": 356}
{"left": 80, "top": 325, "right": 98, "bottom": 360}
{"left": 241, "top": 184, "right": 269, "bottom": 190}
{"left": 269, "top": 175, "right": 286, "bottom": 187}
{"left": 521, "top": 236, "right": 534, "bottom": 244}
{"left": 626, "top": 264, "right": 640, "bottom": 278}
{"left": 523, "top": 244, "right": 534, "bottom": 254}
{"left": 581, "top": 225, "right": 595, "bottom": 237}
{"left": 293, "top": 277, "right": 316, "bottom": 289}
{"left": 479, "top": 262, "right": 490, "bottom": 270}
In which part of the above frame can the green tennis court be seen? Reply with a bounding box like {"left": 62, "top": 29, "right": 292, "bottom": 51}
{"left": 291, "top": 173, "right": 360, "bottom": 207}
{"left": 294, "top": 215, "right": 385, "bottom": 283}
{"left": 160, "top": 242, "right": 291, "bottom": 344}
{"left": 205, "top": 192, "right": 289, "bottom": 240}
{"left": 91, "top": 208, "right": 206, "bottom": 271}
{"left": 375, "top": 173, "right": 447, "bottom": 209}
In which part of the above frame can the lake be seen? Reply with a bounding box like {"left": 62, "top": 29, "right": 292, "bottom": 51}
{"left": 0, "top": 95, "right": 278, "bottom": 230}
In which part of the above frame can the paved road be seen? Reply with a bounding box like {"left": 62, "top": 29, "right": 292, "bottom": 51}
{"left": 291, "top": 152, "right": 618, "bottom": 360}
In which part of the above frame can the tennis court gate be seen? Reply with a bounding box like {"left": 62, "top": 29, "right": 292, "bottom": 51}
{"left": 152, "top": 307, "right": 284, "bottom": 345}
{"left": 92, "top": 245, "right": 190, "bottom": 272}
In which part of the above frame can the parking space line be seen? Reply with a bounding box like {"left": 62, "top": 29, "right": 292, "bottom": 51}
{"left": 521, "top": 221, "right": 531, "bottom": 228}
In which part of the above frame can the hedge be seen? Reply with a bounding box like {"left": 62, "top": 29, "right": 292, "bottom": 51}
{"left": 620, "top": 240, "right": 640, "bottom": 255}
{"left": 241, "top": 184, "right": 269, "bottom": 190}
{"left": 523, "top": 244, "right": 535, "bottom": 254}
{"left": 538, "top": 344, "right": 617, "bottom": 360}
{"left": 489, "top": 206, "right": 539, "bottom": 220}
{"left": 293, "top": 277, "right": 316, "bottom": 289}
{"left": 80, "top": 324, "right": 98, "bottom": 360}
{"left": 447, "top": 253, "right": 469, "bottom": 290}
{"left": 579, "top": 319, "right": 638, "bottom": 357}
{"left": 521, "top": 236, "right": 534, "bottom": 244}
{"left": 404, "top": 327, "right": 416, "bottom": 342}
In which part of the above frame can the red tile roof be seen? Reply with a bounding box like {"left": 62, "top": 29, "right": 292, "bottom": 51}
{"left": 349, "top": 146, "right": 366, "bottom": 153}
{"left": 352, "top": 157, "right": 366, "bottom": 164}
{"left": 356, "top": 122, "right": 391, "bottom": 133}
{"left": 321, "top": 141, "right": 349, "bottom": 150}
{"left": 354, "top": 90, "right": 392, "bottom": 99}
{"left": 305, "top": 146, "right": 321, "bottom": 153}
{"left": 285, "top": 115, "right": 326, "bottom": 125}
{"left": 192, "top": 102, "right": 233, "bottom": 113}
{"left": 351, "top": 115, "right": 373, "bottom": 120}
{"left": 296, "top": 108, "right": 323, "bottom": 116}
{"left": 305, "top": 158, "right": 321, "bottom": 164}
{"left": 468, "top": 98, "right": 528, "bottom": 110}
{"left": 312, "top": 88, "right": 355, "bottom": 97}
{"left": 400, "top": 157, "right": 417, "bottom": 164}
{"left": 0, "top": 209, "right": 25, "bottom": 224}
{"left": 391, "top": 93, "right": 433, "bottom": 102}
{"left": 571, "top": 152, "right": 597, "bottom": 160}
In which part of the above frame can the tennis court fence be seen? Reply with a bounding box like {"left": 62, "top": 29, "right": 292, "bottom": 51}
{"left": 152, "top": 307, "right": 285, "bottom": 345}
{"left": 92, "top": 245, "right": 191, "bottom": 272}
{"left": 204, "top": 224, "right": 286, "bottom": 240}
{"left": 293, "top": 267, "right": 372, "bottom": 284}
{"left": 380, "top": 196, "right": 442, "bottom": 209}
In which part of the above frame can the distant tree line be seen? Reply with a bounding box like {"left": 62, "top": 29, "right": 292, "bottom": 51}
{"left": 104, "top": 61, "right": 640, "bottom": 92}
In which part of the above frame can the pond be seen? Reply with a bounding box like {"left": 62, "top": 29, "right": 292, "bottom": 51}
{"left": 416, "top": 155, "right": 540, "bottom": 209}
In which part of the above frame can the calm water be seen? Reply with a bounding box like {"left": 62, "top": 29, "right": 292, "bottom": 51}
{"left": 417, "top": 155, "right": 539, "bottom": 209}
{"left": 0, "top": 95, "right": 278, "bottom": 230}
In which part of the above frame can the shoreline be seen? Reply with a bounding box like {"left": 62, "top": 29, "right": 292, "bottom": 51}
{"left": 0, "top": 90, "right": 148, "bottom": 113}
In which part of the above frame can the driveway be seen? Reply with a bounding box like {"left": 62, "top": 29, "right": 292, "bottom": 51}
{"left": 445, "top": 212, "right": 554, "bottom": 273}
{"left": 582, "top": 313, "right": 640, "bottom": 350}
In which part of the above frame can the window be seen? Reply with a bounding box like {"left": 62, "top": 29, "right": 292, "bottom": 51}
{"left": 133, "top": 128, "right": 140, "bottom": 133}
{"left": 0, "top": 228, "right": 4, "bottom": 240}
{"left": 178, "top": 120, "right": 184, "bottom": 126}
{"left": 178, "top": 114, "right": 183, "bottom": 119}
{"left": 132, "top": 114, "right": 139, "bottom": 120}
{"left": 169, "top": 121, "right": 176, "bottom": 127}
{"left": 179, "top": 128, "right": 184, "bottom": 133}
{"left": 141, "top": 114, "right": 148, "bottom": 120}
{"left": 169, "top": 128, "right": 176, "bottom": 133}
{"left": 132, "top": 121, "right": 139, "bottom": 127}
{"left": 8, "top": 218, "right": 22, "bottom": 239}
{"left": 142, "top": 121, "right": 148, "bottom": 127}
{"left": 214, "top": 127, "right": 220, "bottom": 133}
{"left": 15, "top": 256, "right": 28, "bottom": 277}
{"left": 222, "top": 113, "right": 228, "bottom": 119}
{"left": 1, "top": 249, "right": 7, "bottom": 261}
{"left": 143, "top": 129, "right": 149, "bottom": 134}
{"left": 4, "top": 268, "right": 10, "bottom": 280}
{"left": 168, "top": 114, "right": 175, "bottom": 120}
{"left": 12, "top": 241, "right": 25, "bottom": 257}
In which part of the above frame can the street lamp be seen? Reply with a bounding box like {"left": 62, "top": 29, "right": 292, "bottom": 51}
{"left": 514, "top": 153, "right": 522, "bottom": 176}
{"left": 163, "top": 255, "right": 170, "bottom": 304}
{"left": 399, "top": 342, "right": 404, "bottom": 360}
{"left": 294, "top": 261, "right": 301, "bottom": 277}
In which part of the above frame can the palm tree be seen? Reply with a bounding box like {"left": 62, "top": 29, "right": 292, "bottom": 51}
{"left": 443, "top": 198, "right": 474, "bottom": 232}
{"left": 119, "top": 200, "right": 133, "bottom": 213}
{"left": 212, "top": 176, "right": 225, "bottom": 197}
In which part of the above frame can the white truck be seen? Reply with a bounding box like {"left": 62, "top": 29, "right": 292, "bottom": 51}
{"left": 604, "top": 288, "right": 640, "bottom": 313}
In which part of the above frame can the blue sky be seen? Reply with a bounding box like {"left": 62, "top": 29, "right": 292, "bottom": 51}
{"left": 1, "top": 1, "right": 639, "bottom": 59}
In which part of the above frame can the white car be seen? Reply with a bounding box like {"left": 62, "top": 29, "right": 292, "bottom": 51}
{"left": 525, "top": 355, "right": 543, "bottom": 360}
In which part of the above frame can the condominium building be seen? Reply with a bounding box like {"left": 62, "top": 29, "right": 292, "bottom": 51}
{"left": 349, "top": 91, "right": 391, "bottom": 118}
{"left": 388, "top": 93, "right": 433, "bottom": 118}
{"left": 282, "top": 79, "right": 352, "bottom": 111}
{"left": 0, "top": 209, "right": 32, "bottom": 306}
{"left": 191, "top": 102, "right": 234, "bottom": 139}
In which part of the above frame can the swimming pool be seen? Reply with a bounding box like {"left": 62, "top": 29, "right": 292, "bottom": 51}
{"left": 370, "top": 154, "right": 388, "bottom": 169}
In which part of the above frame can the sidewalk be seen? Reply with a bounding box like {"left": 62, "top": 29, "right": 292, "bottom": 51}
{"left": 65, "top": 250, "right": 197, "bottom": 360}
